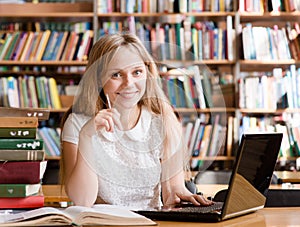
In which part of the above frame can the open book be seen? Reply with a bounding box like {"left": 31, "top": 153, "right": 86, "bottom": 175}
{"left": 0, "top": 204, "right": 157, "bottom": 226}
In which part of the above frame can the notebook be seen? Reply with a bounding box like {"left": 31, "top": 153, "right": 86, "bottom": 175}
{"left": 137, "top": 133, "right": 283, "bottom": 222}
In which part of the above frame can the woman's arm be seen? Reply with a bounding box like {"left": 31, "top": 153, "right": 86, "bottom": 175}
{"left": 64, "top": 150, "right": 98, "bottom": 206}
{"left": 62, "top": 108, "right": 120, "bottom": 206}
{"left": 62, "top": 140, "right": 98, "bottom": 207}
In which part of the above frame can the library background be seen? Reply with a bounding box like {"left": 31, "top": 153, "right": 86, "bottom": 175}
{"left": 0, "top": 0, "right": 300, "bottom": 187}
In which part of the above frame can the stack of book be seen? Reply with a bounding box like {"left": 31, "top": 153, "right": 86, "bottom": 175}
{"left": 0, "top": 115, "right": 47, "bottom": 208}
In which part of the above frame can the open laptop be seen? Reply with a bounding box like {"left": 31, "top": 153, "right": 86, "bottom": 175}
{"left": 137, "top": 133, "right": 283, "bottom": 222}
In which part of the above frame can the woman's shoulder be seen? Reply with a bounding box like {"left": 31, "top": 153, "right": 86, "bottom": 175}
{"left": 65, "top": 112, "right": 91, "bottom": 127}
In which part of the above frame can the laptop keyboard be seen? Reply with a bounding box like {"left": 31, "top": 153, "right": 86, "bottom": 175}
{"left": 171, "top": 201, "right": 224, "bottom": 213}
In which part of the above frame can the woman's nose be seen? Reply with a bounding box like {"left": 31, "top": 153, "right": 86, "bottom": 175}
{"left": 123, "top": 74, "right": 134, "bottom": 85}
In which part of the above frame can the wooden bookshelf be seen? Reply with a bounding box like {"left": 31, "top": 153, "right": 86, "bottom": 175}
{"left": 1, "top": 0, "right": 299, "bottom": 172}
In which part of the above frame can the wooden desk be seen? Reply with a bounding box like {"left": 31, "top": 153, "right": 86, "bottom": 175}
{"left": 155, "top": 208, "right": 300, "bottom": 227}
{"left": 42, "top": 184, "right": 300, "bottom": 205}
{"left": 42, "top": 185, "right": 300, "bottom": 226}
{"left": 274, "top": 171, "right": 300, "bottom": 183}
{"left": 42, "top": 185, "right": 71, "bottom": 207}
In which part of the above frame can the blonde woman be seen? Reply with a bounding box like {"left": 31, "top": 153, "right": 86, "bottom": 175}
{"left": 60, "top": 33, "right": 212, "bottom": 209}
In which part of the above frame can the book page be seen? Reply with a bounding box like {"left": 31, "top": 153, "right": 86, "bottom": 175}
{"left": 0, "top": 207, "right": 72, "bottom": 226}
{"left": 65, "top": 204, "right": 149, "bottom": 219}
{"left": 64, "top": 205, "right": 156, "bottom": 226}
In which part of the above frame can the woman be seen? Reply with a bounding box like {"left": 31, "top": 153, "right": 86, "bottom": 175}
{"left": 60, "top": 32, "right": 212, "bottom": 209}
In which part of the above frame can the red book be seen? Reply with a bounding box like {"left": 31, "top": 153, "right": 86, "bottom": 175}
{"left": 0, "top": 161, "right": 47, "bottom": 184}
{"left": 0, "top": 195, "right": 44, "bottom": 209}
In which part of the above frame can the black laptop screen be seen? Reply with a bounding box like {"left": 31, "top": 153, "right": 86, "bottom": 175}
{"left": 236, "top": 133, "right": 283, "bottom": 195}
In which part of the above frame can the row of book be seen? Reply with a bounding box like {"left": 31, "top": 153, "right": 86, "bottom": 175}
{"left": 0, "top": 76, "right": 62, "bottom": 109}
{"left": 99, "top": 16, "right": 235, "bottom": 61}
{"left": 238, "top": 66, "right": 300, "bottom": 109}
{"left": 184, "top": 114, "right": 238, "bottom": 170}
{"left": 240, "top": 114, "right": 300, "bottom": 158}
{"left": 37, "top": 127, "right": 61, "bottom": 157}
{"left": 0, "top": 29, "right": 93, "bottom": 62}
{"left": 238, "top": 0, "right": 300, "bottom": 12}
{"left": 0, "top": 16, "right": 234, "bottom": 62}
{"left": 0, "top": 114, "right": 48, "bottom": 209}
{"left": 242, "top": 22, "right": 300, "bottom": 61}
{"left": 160, "top": 66, "right": 214, "bottom": 109}
{"left": 97, "top": 0, "right": 234, "bottom": 13}
{"left": 1, "top": 21, "right": 92, "bottom": 34}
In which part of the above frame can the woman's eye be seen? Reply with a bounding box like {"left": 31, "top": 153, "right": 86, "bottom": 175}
{"left": 134, "top": 70, "right": 143, "bottom": 76}
{"left": 111, "top": 72, "right": 121, "bottom": 78}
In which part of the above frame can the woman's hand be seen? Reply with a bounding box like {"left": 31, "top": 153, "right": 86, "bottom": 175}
{"left": 163, "top": 186, "right": 213, "bottom": 207}
{"left": 94, "top": 108, "right": 122, "bottom": 132}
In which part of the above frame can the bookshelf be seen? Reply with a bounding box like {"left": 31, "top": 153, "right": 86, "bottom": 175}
{"left": 237, "top": 1, "right": 300, "bottom": 171}
{"left": 1, "top": 0, "right": 300, "bottom": 179}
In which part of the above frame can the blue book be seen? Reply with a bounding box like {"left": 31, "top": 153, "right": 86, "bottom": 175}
{"left": 38, "top": 127, "right": 60, "bottom": 156}
{"left": 166, "top": 78, "right": 177, "bottom": 107}
{"left": 49, "top": 31, "right": 65, "bottom": 60}
{"left": 42, "top": 31, "right": 58, "bottom": 61}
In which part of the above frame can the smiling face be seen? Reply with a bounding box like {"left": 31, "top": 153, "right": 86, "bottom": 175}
{"left": 102, "top": 46, "right": 147, "bottom": 110}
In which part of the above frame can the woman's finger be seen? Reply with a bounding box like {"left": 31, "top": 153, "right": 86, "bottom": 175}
{"left": 176, "top": 193, "right": 213, "bottom": 206}
{"left": 95, "top": 109, "right": 114, "bottom": 132}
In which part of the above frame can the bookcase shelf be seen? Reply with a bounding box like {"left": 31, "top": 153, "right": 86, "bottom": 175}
{"left": 0, "top": 1, "right": 238, "bottom": 174}
{"left": 0, "top": 3, "right": 94, "bottom": 22}
{"left": 0, "top": 61, "right": 88, "bottom": 66}
{"left": 159, "top": 60, "right": 236, "bottom": 68}
{"left": 239, "top": 108, "right": 300, "bottom": 115}
{"left": 0, "top": 3, "right": 93, "bottom": 14}
{"left": 2, "top": 1, "right": 300, "bottom": 176}
{"left": 239, "top": 60, "right": 300, "bottom": 71}
{"left": 240, "top": 12, "right": 300, "bottom": 22}
{"left": 237, "top": 6, "right": 300, "bottom": 171}
{"left": 176, "top": 107, "right": 236, "bottom": 114}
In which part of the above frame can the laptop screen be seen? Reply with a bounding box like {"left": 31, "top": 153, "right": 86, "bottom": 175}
{"left": 222, "top": 133, "right": 283, "bottom": 220}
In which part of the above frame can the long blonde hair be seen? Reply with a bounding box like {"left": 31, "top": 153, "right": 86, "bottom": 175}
{"left": 60, "top": 33, "right": 189, "bottom": 185}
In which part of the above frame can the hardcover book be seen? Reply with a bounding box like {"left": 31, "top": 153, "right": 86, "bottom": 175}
{"left": 0, "top": 107, "right": 50, "bottom": 121}
{"left": 0, "top": 116, "right": 38, "bottom": 128}
{"left": 0, "top": 138, "right": 43, "bottom": 150}
{"left": 0, "top": 194, "right": 44, "bottom": 209}
{"left": 0, "top": 149, "right": 45, "bottom": 161}
{"left": 0, "top": 127, "right": 36, "bottom": 139}
{"left": 0, "top": 204, "right": 156, "bottom": 226}
{"left": 0, "top": 161, "right": 47, "bottom": 184}
{"left": 0, "top": 183, "right": 41, "bottom": 198}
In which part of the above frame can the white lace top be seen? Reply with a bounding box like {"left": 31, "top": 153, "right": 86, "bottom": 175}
{"left": 62, "top": 107, "right": 165, "bottom": 210}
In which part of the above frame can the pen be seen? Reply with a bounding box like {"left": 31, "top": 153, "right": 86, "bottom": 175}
{"left": 106, "top": 94, "right": 112, "bottom": 109}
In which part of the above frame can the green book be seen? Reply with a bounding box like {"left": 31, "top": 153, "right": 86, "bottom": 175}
{"left": 0, "top": 138, "right": 43, "bottom": 150}
{"left": 0, "top": 128, "right": 36, "bottom": 139}
{"left": 3, "top": 32, "right": 20, "bottom": 60}
{"left": 0, "top": 183, "right": 41, "bottom": 198}
{"left": 0, "top": 149, "right": 45, "bottom": 161}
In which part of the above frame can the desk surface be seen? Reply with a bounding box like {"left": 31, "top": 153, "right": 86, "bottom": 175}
{"left": 274, "top": 171, "right": 300, "bottom": 183}
{"left": 154, "top": 207, "right": 300, "bottom": 227}
{"left": 42, "top": 184, "right": 300, "bottom": 226}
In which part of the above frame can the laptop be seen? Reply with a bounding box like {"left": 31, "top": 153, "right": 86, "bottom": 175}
{"left": 137, "top": 133, "right": 283, "bottom": 222}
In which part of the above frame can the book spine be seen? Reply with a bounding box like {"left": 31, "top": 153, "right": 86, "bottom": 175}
{"left": 0, "top": 116, "right": 38, "bottom": 128}
{"left": 0, "top": 183, "right": 41, "bottom": 197}
{"left": 0, "top": 195, "right": 44, "bottom": 209}
{"left": 0, "top": 161, "right": 46, "bottom": 184}
{"left": 0, "top": 128, "right": 36, "bottom": 139}
{"left": 0, "top": 149, "right": 45, "bottom": 161}
{"left": 0, "top": 107, "right": 50, "bottom": 121}
{"left": 0, "top": 138, "right": 43, "bottom": 150}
